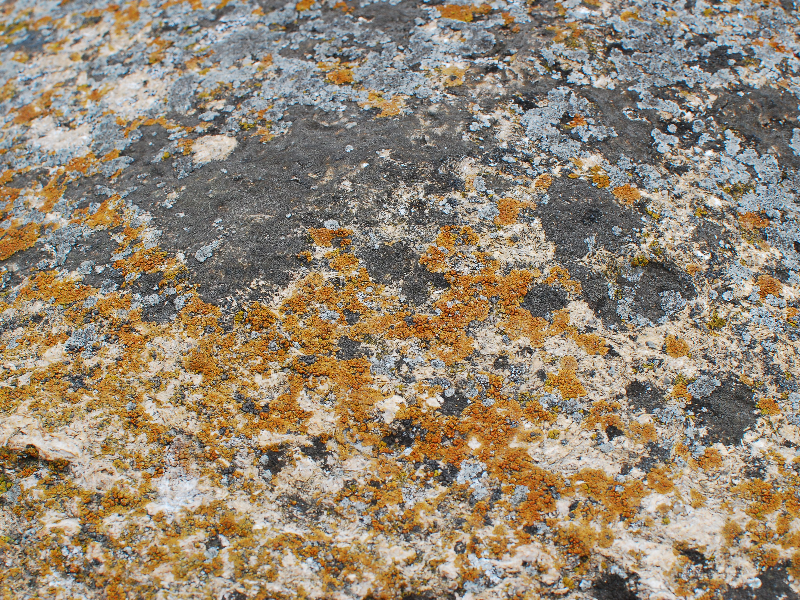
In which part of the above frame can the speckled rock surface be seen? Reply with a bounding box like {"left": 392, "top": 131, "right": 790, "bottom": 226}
{"left": 2, "top": 0, "right": 800, "bottom": 599}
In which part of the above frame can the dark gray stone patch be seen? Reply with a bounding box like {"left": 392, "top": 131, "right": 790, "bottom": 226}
{"left": 336, "top": 336, "right": 368, "bottom": 360}
{"left": 723, "top": 564, "right": 798, "bottom": 600}
{"left": 619, "top": 261, "right": 696, "bottom": 324}
{"left": 439, "top": 391, "right": 470, "bottom": 417}
{"left": 580, "top": 87, "right": 660, "bottom": 164}
{"left": 635, "top": 442, "right": 672, "bottom": 473}
{"left": 520, "top": 284, "right": 568, "bottom": 319}
{"left": 360, "top": 242, "right": 447, "bottom": 306}
{"left": 713, "top": 88, "right": 800, "bottom": 169}
{"left": 626, "top": 380, "right": 663, "bottom": 413}
{"left": 691, "top": 379, "right": 757, "bottom": 446}
{"left": 111, "top": 104, "right": 472, "bottom": 306}
{"left": 592, "top": 572, "right": 641, "bottom": 600}
{"left": 382, "top": 419, "right": 424, "bottom": 449}
{"left": 570, "top": 265, "right": 620, "bottom": 327}
{"left": 535, "top": 177, "right": 641, "bottom": 263}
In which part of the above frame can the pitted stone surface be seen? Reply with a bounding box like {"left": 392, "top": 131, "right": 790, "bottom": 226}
{"left": 1, "top": 1, "right": 800, "bottom": 599}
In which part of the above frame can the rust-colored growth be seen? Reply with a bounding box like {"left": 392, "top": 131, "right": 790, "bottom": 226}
{"left": 546, "top": 265, "right": 582, "bottom": 295}
{"left": 101, "top": 483, "right": 140, "bottom": 510}
{"left": 591, "top": 166, "right": 610, "bottom": 188}
{"left": 516, "top": 466, "right": 564, "bottom": 523}
{"left": 333, "top": 1, "right": 354, "bottom": 12}
{"left": 115, "top": 248, "right": 167, "bottom": 277}
{"left": 359, "top": 91, "right": 406, "bottom": 117}
{"left": 757, "top": 274, "right": 782, "bottom": 299}
{"left": 584, "top": 399, "right": 622, "bottom": 430}
{"left": 690, "top": 490, "right": 706, "bottom": 508}
{"left": 296, "top": 0, "right": 313, "bottom": 10}
{"left": 573, "top": 332, "right": 608, "bottom": 356}
{"left": 573, "top": 467, "right": 645, "bottom": 520}
{"left": 309, "top": 227, "right": 352, "bottom": 246}
{"left": 41, "top": 173, "right": 67, "bottom": 212}
{"left": 738, "top": 211, "right": 769, "bottom": 231}
{"left": 534, "top": 173, "right": 553, "bottom": 189}
{"left": 67, "top": 153, "right": 97, "bottom": 174}
{"left": 80, "top": 195, "right": 123, "bottom": 229}
{"left": 437, "top": 4, "right": 474, "bottom": 21}
{"left": 113, "top": 2, "right": 140, "bottom": 33}
{"left": 185, "top": 348, "right": 221, "bottom": 380}
{"left": 788, "top": 307, "right": 798, "bottom": 325}
{"left": 620, "top": 9, "right": 639, "bottom": 20}
{"left": 735, "top": 479, "right": 781, "bottom": 519}
{"left": 671, "top": 380, "right": 692, "bottom": 402}
{"left": 686, "top": 263, "right": 702, "bottom": 275}
{"left": 0, "top": 221, "right": 40, "bottom": 261}
{"left": 757, "top": 397, "right": 780, "bottom": 416}
{"left": 328, "top": 250, "right": 359, "bottom": 273}
{"left": 612, "top": 184, "right": 641, "bottom": 204}
{"left": 0, "top": 81, "right": 15, "bottom": 102}
{"left": 722, "top": 520, "right": 743, "bottom": 546}
{"left": 13, "top": 103, "right": 40, "bottom": 124}
{"left": 501, "top": 11, "right": 515, "bottom": 26}
{"left": 567, "top": 115, "right": 587, "bottom": 128}
{"left": 647, "top": 466, "right": 674, "bottom": 493}
{"left": 246, "top": 303, "right": 277, "bottom": 331}
{"left": 495, "top": 197, "right": 521, "bottom": 225}
{"left": 560, "top": 355, "right": 578, "bottom": 371}
{"left": 556, "top": 524, "right": 596, "bottom": 558}
{"left": 149, "top": 37, "right": 173, "bottom": 64}
{"left": 697, "top": 447, "right": 723, "bottom": 470}
{"left": 441, "top": 65, "right": 467, "bottom": 87}
{"left": 327, "top": 68, "right": 353, "bottom": 85}
{"left": 546, "top": 367, "right": 585, "bottom": 399}
{"left": 665, "top": 335, "right": 690, "bottom": 358}
{"left": 628, "top": 421, "right": 657, "bottom": 444}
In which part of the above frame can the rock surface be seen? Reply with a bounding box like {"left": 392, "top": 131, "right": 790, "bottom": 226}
{"left": 1, "top": 0, "right": 800, "bottom": 598}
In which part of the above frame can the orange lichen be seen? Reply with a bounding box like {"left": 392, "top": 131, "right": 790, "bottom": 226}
{"left": 495, "top": 197, "right": 521, "bottom": 225}
{"left": 309, "top": 227, "right": 352, "bottom": 247}
{"left": 739, "top": 211, "right": 769, "bottom": 231}
{"left": 757, "top": 274, "right": 782, "bottom": 299}
{"left": 546, "top": 367, "right": 586, "bottom": 399}
{"left": 13, "top": 103, "right": 41, "bottom": 124}
{"left": 665, "top": 335, "right": 690, "bottom": 358}
{"left": 672, "top": 378, "right": 692, "bottom": 402}
{"left": 735, "top": 479, "right": 781, "bottom": 519}
{"left": 437, "top": 4, "right": 474, "bottom": 21}
{"left": 572, "top": 468, "right": 645, "bottom": 520}
{"left": 359, "top": 91, "right": 406, "bottom": 118}
{"left": 566, "top": 115, "right": 587, "bottom": 128}
{"left": 612, "top": 184, "right": 641, "bottom": 204}
{"left": 697, "top": 448, "right": 723, "bottom": 470}
{"left": 757, "top": 398, "right": 780, "bottom": 416}
{"left": 573, "top": 332, "right": 608, "bottom": 356}
{"left": 333, "top": 1, "right": 354, "bottom": 12}
{"left": 590, "top": 166, "right": 610, "bottom": 188}
{"left": 647, "top": 466, "right": 675, "bottom": 493}
{"left": 534, "top": 173, "right": 553, "bottom": 189}
{"left": 441, "top": 65, "right": 467, "bottom": 87}
{"left": 296, "top": 0, "right": 314, "bottom": 10}
{"left": 327, "top": 68, "right": 354, "bottom": 85}
{"left": 628, "top": 421, "right": 657, "bottom": 444}
{"left": 0, "top": 221, "right": 40, "bottom": 260}
{"left": 545, "top": 265, "right": 581, "bottom": 295}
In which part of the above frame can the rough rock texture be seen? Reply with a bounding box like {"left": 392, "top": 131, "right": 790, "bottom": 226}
{"left": 1, "top": 0, "right": 800, "bottom": 599}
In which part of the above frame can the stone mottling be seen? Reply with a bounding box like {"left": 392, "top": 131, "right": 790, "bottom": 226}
{"left": 1, "top": 0, "right": 800, "bottom": 599}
